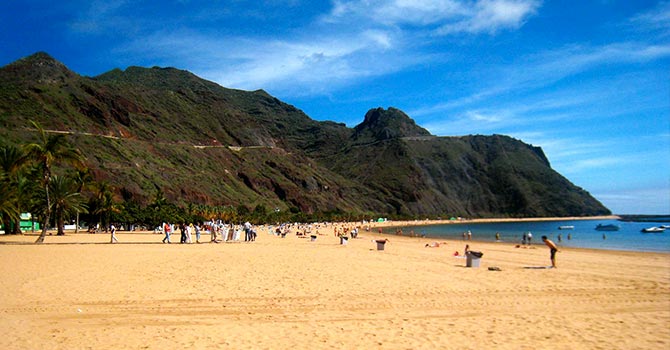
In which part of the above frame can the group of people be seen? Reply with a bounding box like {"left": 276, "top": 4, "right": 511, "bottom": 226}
{"left": 339, "top": 226, "right": 359, "bottom": 238}
{"left": 158, "top": 221, "right": 256, "bottom": 244}
{"left": 556, "top": 232, "right": 572, "bottom": 242}
{"left": 108, "top": 219, "right": 562, "bottom": 268}
{"left": 160, "top": 222, "right": 202, "bottom": 243}
{"left": 270, "top": 223, "right": 323, "bottom": 237}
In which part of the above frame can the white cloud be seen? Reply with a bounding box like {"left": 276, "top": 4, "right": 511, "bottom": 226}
{"left": 595, "top": 185, "right": 670, "bottom": 215}
{"left": 629, "top": 1, "right": 670, "bottom": 36}
{"left": 438, "top": 0, "right": 541, "bottom": 34}
{"left": 420, "top": 108, "right": 517, "bottom": 136}
{"left": 467, "top": 111, "right": 503, "bottom": 123}
{"left": 363, "top": 30, "right": 393, "bottom": 49}
{"left": 488, "top": 42, "right": 670, "bottom": 100}
{"left": 119, "top": 28, "right": 422, "bottom": 95}
{"left": 568, "top": 157, "right": 627, "bottom": 173}
{"left": 410, "top": 41, "right": 670, "bottom": 119}
{"left": 69, "top": 0, "right": 131, "bottom": 34}
{"left": 81, "top": 0, "right": 543, "bottom": 95}
{"left": 327, "top": 0, "right": 540, "bottom": 34}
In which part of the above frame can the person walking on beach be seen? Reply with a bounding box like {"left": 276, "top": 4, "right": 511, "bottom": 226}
{"left": 162, "top": 222, "right": 171, "bottom": 243}
{"left": 527, "top": 232, "right": 533, "bottom": 245}
{"left": 195, "top": 223, "right": 201, "bottom": 243}
{"left": 179, "top": 223, "right": 187, "bottom": 244}
{"left": 542, "top": 235, "right": 558, "bottom": 268}
{"left": 211, "top": 223, "right": 219, "bottom": 243}
{"left": 244, "top": 221, "right": 252, "bottom": 242}
{"left": 110, "top": 224, "right": 118, "bottom": 243}
{"left": 186, "top": 223, "right": 193, "bottom": 243}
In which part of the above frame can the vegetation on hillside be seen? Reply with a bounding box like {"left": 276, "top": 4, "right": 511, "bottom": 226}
{"left": 0, "top": 129, "right": 368, "bottom": 239}
{"left": 0, "top": 52, "right": 611, "bottom": 228}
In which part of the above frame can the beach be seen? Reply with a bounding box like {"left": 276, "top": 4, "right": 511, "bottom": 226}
{"left": 0, "top": 227, "right": 668, "bottom": 349}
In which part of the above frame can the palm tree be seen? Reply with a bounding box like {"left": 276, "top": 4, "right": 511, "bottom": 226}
{"left": 0, "top": 145, "right": 27, "bottom": 234}
{"left": 151, "top": 188, "right": 168, "bottom": 209}
{"left": 14, "top": 174, "right": 39, "bottom": 233}
{"left": 147, "top": 188, "right": 168, "bottom": 227}
{"left": 91, "top": 181, "right": 121, "bottom": 230}
{"left": 23, "top": 121, "right": 84, "bottom": 243}
{"left": 49, "top": 175, "right": 88, "bottom": 236}
{"left": 0, "top": 145, "right": 26, "bottom": 176}
{"left": 73, "top": 168, "right": 93, "bottom": 233}
{"left": 0, "top": 172, "right": 20, "bottom": 233}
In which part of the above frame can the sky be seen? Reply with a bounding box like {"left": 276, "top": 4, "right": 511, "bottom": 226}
{"left": 1, "top": 0, "right": 669, "bottom": 214}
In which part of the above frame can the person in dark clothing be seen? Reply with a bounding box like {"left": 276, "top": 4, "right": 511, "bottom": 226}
{"left": 179, "top": 223, "right": 187, "bottom": 243}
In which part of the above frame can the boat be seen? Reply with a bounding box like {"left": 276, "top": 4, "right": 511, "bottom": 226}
{"left": 595, "top": 224, "right": 620, "bottom": 231}
{"left": 641, "top": 227, "right": 665, "bottom": 233}
{"left": 558, "top": 225, "right": 574, "bottom": 230}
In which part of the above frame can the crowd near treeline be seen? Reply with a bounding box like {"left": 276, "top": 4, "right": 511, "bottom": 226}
{"left": 0, "top": 122, "right": 382, "bottom": 243}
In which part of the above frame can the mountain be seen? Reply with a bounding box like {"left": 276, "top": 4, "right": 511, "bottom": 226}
{"left": 0, "top": 52, "right": 610, "bottom": 218}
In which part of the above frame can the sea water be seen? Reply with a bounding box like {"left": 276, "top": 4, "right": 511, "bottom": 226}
{"left": 393, "top": 219, "right": 670, "bottom": 253}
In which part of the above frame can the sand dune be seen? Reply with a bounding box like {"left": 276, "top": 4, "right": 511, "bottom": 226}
{"left": 0, "top": 228, "right": 667, "bottom": 349}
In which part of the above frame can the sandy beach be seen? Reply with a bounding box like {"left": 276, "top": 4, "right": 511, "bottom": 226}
{"left": 1, "top": 225, "right": 668, "bottom": 349}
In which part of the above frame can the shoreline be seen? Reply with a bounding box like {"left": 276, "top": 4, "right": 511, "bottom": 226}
{"left": 369, "top": 215, "right": 621, "bottom": 229}
{"left": 0, "top": 215, "right": 620, "bottom": 237}
{"left": 2, "top": 212, "right": 666, "bottom": 258}
{"left": 366, "top": 215, "right": 670, "bottom": 254}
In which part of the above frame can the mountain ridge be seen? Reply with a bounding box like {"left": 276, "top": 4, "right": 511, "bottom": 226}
{"left": 0, "top": 52, "right": 610, "bottom": 218}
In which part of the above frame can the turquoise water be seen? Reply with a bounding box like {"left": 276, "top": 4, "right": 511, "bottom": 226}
{"left": 393, "top": 219, "right": 670, "bottom": 253}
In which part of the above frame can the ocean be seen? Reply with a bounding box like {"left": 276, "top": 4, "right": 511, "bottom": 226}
{"left": 392, "top": 218, "right": 670, "bottom": 253}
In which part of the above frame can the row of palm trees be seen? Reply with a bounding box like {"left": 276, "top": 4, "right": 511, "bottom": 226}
{"left": 0, "top": 122, "right": 282, "bottom": 242}
{"left": 1, "top": 123, "right": 380, "bottom": 243}
{"left": 0, "top": 122, "right": 114, "bottom": 243}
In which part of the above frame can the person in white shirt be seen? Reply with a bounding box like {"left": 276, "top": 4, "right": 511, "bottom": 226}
{"left": 110, "top": 224, "right": 118, "bottom": 243}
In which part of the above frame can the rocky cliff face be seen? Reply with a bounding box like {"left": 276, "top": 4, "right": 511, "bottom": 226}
{"left": 0, "top": 52, "right": 611, "bottom": 217}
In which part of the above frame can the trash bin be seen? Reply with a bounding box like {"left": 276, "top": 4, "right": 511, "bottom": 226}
{"left": 466, "top": 251, "right": 483, "bottom": 267}
{"left": 340, "top": 236, "right": 348, "bottom": 245}
{"left": 310, "top": 235, "right": 317, "bottom": 242}
{"left": 376, "top": 239, "right": 387, "bottom": 251}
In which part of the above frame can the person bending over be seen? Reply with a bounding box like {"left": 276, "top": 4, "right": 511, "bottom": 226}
{"left": 542, "top": 235, "right": 559, "bottom": 268}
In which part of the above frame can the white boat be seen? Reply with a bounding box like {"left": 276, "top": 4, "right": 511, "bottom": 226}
{"left": 595, "top": 224, "right": 620, "bottom": 231}
{"left": 641, "top": 227, "right": 665, "bottom": 233}
{"left": 558, "top": 225, "right": 574, "bottom": 230}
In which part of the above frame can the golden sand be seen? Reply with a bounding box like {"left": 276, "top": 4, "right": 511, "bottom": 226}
{"left": 0, "top": 225, "right": 668, "bottom": 349}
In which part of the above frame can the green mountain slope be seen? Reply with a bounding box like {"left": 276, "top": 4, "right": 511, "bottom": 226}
{"left": 0, "top": 52, "right": 610, "bottom": 218}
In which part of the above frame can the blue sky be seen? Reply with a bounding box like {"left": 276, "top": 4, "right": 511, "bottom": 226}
{"left": 1, "top": 1, "right": 669, "bottom": 214}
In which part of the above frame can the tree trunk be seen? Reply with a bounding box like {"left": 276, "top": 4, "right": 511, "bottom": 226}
{"left": 12, "top": 219, "right": 22, "bottom": 234}
{"left": 35, "top": 180, "right": 51, "bottom": 244}
{"left": 2, "top": 217, "right": 11, "bottom": 235}
{"left": 36, "top": 211, "right": 49, "bottom": 243}
{"left": 56, "top": 209, "right": 65, "bottom": 236}
{"left": 75, "top": 212, "right": 79, "bottom": 233}
{"left": 13, "top": 202, "right": 23, "bottom": 234}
